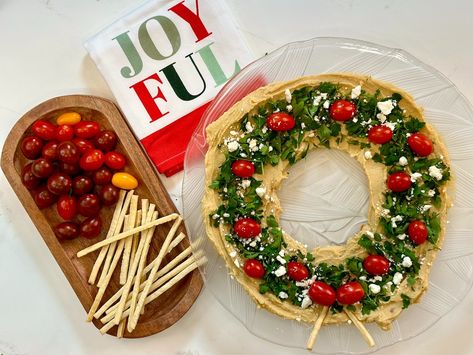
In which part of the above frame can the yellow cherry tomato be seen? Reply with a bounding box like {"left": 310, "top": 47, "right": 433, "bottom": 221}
{"left": 56, "top": 111, "right": 81, "bottom": 125}
{"left": 112, "top": 172, "right": 138, "bottom": 190}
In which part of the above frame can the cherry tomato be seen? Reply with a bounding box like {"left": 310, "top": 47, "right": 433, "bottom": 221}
{"left": 31, "top": 158, "right": 54, "bottom": 178}
{"left": 74, "top": 121, "right": 100, "bottom": 139}
{"left": 94, "top": 130, "right": 117, "bottom": 152}
{"left": 336, "top": 281, "right": 365, "bottom": 305}
{"left": 42, "top": 141, "right": 59, "bottom": 161}
{"left": 243, "top": 259, "right": 265, "bottom": 279}
{"left": 329, "top": 100, "right": 356, "bottom": 122}
{"left": 104, "top": 151, "right": 126, "bottom": 170}
{"left": 54, "top": 221, "right": 80, "bottom": 240}
{"left": 57, "top": 195, "right": 77, "bottom": 220}
{"left": 234, "top": 218, "right": 261, "bottom": 238}
{"left": 79, "top": 149, "right": 105, "bottom": 171}
{"left": 21, "top": 163, "right": 41, "bottom": 190}
{"left": 111, "top": 172, "right": 138, "bottom": 190}
{"left": 72, "top": 138, "right": 95, "bottom": 154}
{"left": 408, "top": 220, "right": 428, "bottom": 245}
{"left": 231, "top": 160, "right": 255, "bottom": 178}
{"left": 78, "top": 193, "right": 101, "bottom": 217}
{"left": 21, "top": 136, "right": 44, "bottom": 159}
{"left": 98, "top": 184, "right": 119, "bottom": 206}
{"left": 287, "top": 261, "right": 309, "bottom": 281}
{"left": 387, "top": 172, "right": 411, "bottom": 192}
{"left": 80, "top": 216, "right": 102, "bottom": 239}
{"left": 31, "top": 120, "right": 56, "bottom": 141}
{"left": 368, "top": 125, "right": 393, "bottom": 144}
{"left": 363, "top": 255, "right": 390, "bottom": 275}
{"left": 57, "top": 141, "right": 80, "bottom": 164}
{"left": 58, "top": 161, "right": 80, "bottom": 176}
{"left": 407, "top": 133, "right": 433, "bottom": 157}
{"left": 33, "top": 185, "right": 57, "bottom": 209}
{"left": 266, "top": 112, "right": 296, "bottom": 131}
{"left": 72, "top": 175, "right": 94, "bottom": 196}
{"left": 56, "top": 112, "right": 81, "bottom": 126}
{"left": 55, "top": 124, "right": 74, "bottom": 142}
{"left": 308, "top": 281, "right": 336, "bottom": 306}
{"left": 47, "top": 172, "right": 72, "bottom": 195}
{"left": 92, "top": 166, "right": 112, "bottom": 185}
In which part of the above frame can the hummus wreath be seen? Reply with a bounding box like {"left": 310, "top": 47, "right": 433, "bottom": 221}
{"left": 202, "top": 74, "right": 451, "bottom": 334}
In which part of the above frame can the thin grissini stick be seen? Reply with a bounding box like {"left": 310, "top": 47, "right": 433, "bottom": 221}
{"left": 344, "top": 309, "right": 375, "bottom": 347}
{"left": 129, "top": 209, "right": 142, "bottom": 275}
{"left": 100, "top": 259, "right": 201, "bottom": 334}
{"left": 128, "top": 216, "right": 183, "bottom": 330}
{"left": 117, "top": 319, "right": 126, "bottom": 338}
{"left": 167, "top": 232, "right": 186, "bottom": 253}
{"left": 97, "top": 190, "right": 135, "bottom": 287}
{"left": 93, "top": 246, "right": 192, "bottom": 320}
{"left": 306, "top": 306, "right": 329, "bottom": 350}
{"left": 87, "top": 215, "right": 133, "bottom": 321}
{"left": 103, "top": 255, "right": 197, "bottom": 322}
{"left": 88, "top": 189, "right": 126, "bottom": 285}
{"left": 127, "top": 205, "right": 157, "bottom": 326}
{"left": 120, "top": 195, "right": 139, "bottom": 284}
{"left": 77, "top": 213, "right": 179, "bottom": 258}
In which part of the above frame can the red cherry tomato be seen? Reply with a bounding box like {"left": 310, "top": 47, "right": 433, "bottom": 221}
{"left": 31, "top": 120, "right": 56, "bottom": 141}
{"left": 42, "top": 141, "right": 59, "bottom": 161}
{"left": 47, "top": 172, "right": 72, "bottom": 195}
{"left": 72, "top": 138, "right": 95, "bottom": 154}
{"left": 408, "top": 220, "right": 428, "bottom": 245}
{"left": 72, "top": 175, "right": 94, "bottom": 196}
{"left": 407, "top": 133, "right": 433, "bottom": 157}
{"left": 21, "top": 163, "right": 41, "bottom": 190}
{"left": 33, "top": 185, "right": 57, "bottom": 209}
{"left": 58, "top": 161, "right": 80, "bottom": 176}
{"left": 308, "top": 281, "right": 336, "bottom": 306}
{"left": 98, "top": 184, "right": 120, "bottom": 206}
{"left": 57, "top": 195, "right": 77, "bottom": 220}
{"left": 79, "top": 149, "right": 105, "bottom": 171}
{"left": 363, "top": 255, "right": 390, "bottom": 275}
{"left": 231, "top": 160, "right": 255, "bottom": 178}
{"left": 21, "top": 136, "right": 44, "bottom": 159}
{"left": 92, "top": 166, "right": 113, "bottom": 185}
{"left": 336, "top": 281, "right": 365, "bottom": 305}
{"left": 78, "top": 193, "right": 101, "bottom": 217}
{"left": 266, "top": 112, "right": 296, "bottom": 131}
{"left": 368, "top": 125, "right": 393, "bottom": 144}
{"left": 94, "top": 130, "right": 117, "bottom": 152}
{"left": 387, "top": 172, "right": 411, "bottom": 192}
{"left": 31, "top": 158, "right": 54, "bottom": 178}
{"left": 54, "top": 221, "right": 80, "bottom": 240}
{"left": 80, "top": 216, "right": 102, "bottom": 239}
{"left": 74, "top": 121, "right": 100, "bottom": 139}
{"left": 57, "top": 141, "right": 80, "bottom": 164}
{"left": 243, "top": 259, "right": 265, "bottom": 279}
{"left": 104, "top": 151, "right": 126, "bottom": 170}
{"left": 287, "top": 261, "right": 309, "bottom": 281}
{"left": 55, "top": 124, "right": 75, "bottom": 142}
{"left": 234, "top": 218, "right": 261, "bottom": 238}
{"left": 329, "top": 100, "right": 356, "bottom": 121}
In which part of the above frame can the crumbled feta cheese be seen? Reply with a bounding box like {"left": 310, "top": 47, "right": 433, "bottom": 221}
{"left": 428, "top": 189, "right": 436, "bottom": 197}
{"left": 364, "top": 150, "right": 372, "bottom": 160}
{"left": 245, "top": 121, "right": 254, "bottom": 133}
{"left": 249, "top": 139, "right": 258, "bottom": 152}
{"left": 212, "top": 214, "right": 220, "bottom": 220}
{"left": 381, "top": 209, "right": 391, "bottom": 217}
{"left": 301, "top": 123, "right": 306, "bottom": 129}
{"left": 351, "top": 85, "right": 362, "bottom": 99}
{"left": 279, "top": 250, "right": 285, "bottom": 257}
{"left": 230, "top": 130, "right": 239, "bottom": 136}
{"left": 359, "top": 276, "right": 367, "bottom": 281}
{"left": 313, "top": 95, "right": 322, "bottom": 106}
{"left": 398, "top": 156, "right": 408, "bottom": 166}
{"left": 397, "top": 233, "right": 407, "bottom": 241}
{"left": 374, "top": 275, "right": 383, "bottom": 282}
{"left": 369, "top": 284, "right": 381, "bottom": 294}
{"left": 323, "top": 100, "right": 330, "bottom": 109}
{"left": 279, "top": 291, "right": 288, "bottom": 299}
{"left": 262, "top": 126, "right": 268, "bottom": 134}
{"left": 286, "top": 105, "right": 293, "bottom": 112}
{"left": 301, "top": 296, "right": 312, "bottom": 309}
{"left": 229, "top": 250, "right": 237, "bottom": 258}
{"left": 393, "top": 272, "right": 403, "bottom": 285}
{"left": 429, "top": 166, "right": 443, "bottom": 180}
{"left": 274, "top": 266, "right": 286, "bottom": 277}
{"left": 285, "top": 89, "right": 292, "bottom": 103}
{"left": 421, "top": 204, "right": 432, "bottom": 213}
{"left": 383, "top": 121, "right": 396, "bottom": 131}
{"left": 249, "top": 240, "right": 257, "bottom": 247}
{"left": 223, "top": 213, "right": 230, "bottom": 218}
{"left": 256, "top": 186, "right": 266, "bottom": 197}
{"left": 377, "top": 100, "right": 395, "bottom": 115}
{"left": 402, "top": 256, "right": 413, "bottom": 268}
{"left": 410, "top": 172, "right": 422, "bottom": 183}
{"left": 352, "top": 118, "right": 358, "bottom": 123}
{"left": 240, "top": 180, "right": 251, "bottom": 189}
{"left": 376, "top": 113, "right": 387, "bottom": 123}
{"left": 391, "top": 215, "right": 403, "bottom": 228}
{"left": 268, "top": 146, "right": 274, "bottom": 152}
{"left": 276, "top": 255, "right": 286, "bottom": 265}
{"left": 385, "top": 281, "right": 393, "bottom": 289}
{"left": 226, "top": 140, "right": 239, "bottom": 152}
{"left": 240, "top": 152, "right": 247, "bottom": 158}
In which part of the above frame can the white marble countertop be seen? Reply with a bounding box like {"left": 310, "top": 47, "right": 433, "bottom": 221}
{"left": 1, "top": 1, "right": 473, "bottom": 354}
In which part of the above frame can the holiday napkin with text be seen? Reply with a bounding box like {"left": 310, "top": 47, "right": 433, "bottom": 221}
{"left": 85, "top": 0, "right": 254, "bottom": 176}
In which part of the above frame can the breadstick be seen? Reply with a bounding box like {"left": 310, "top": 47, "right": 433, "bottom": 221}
{"left": 120, "top": 195, "right": 139, "bottom": 284}
{"left": 100, "top": 260, "right": 199, "bottom": 334}
{"left": 306, "top": 306, "right": 328, "bottom": 350}
{"left": 128, "top": 216, "right": 182, "bottom": 330}
{"left": 344, "top": 309, "right": 375, "bottom": 347}
{"left": 117, "top": 319, "right": 126, "bottom": 338}
{"left": 167, "top": 232, "right": 186, "bottom": 253}
{"left": 129, "top": 209, "right": 142, "bottom": 275}
{"left": 88, "top": 189, "right": 126, "bottom": 284}
{"left": 77, "top": 213, "right": 178, "bottom": 258}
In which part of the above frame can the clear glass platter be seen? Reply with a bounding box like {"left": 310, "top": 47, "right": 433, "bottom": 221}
{"left": 182, "top": 37, "right": 473, "bottom": 353}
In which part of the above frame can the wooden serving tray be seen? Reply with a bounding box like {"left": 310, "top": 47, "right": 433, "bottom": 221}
{"left": 1, "top": 95, "right": 203, "bottom": 338}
